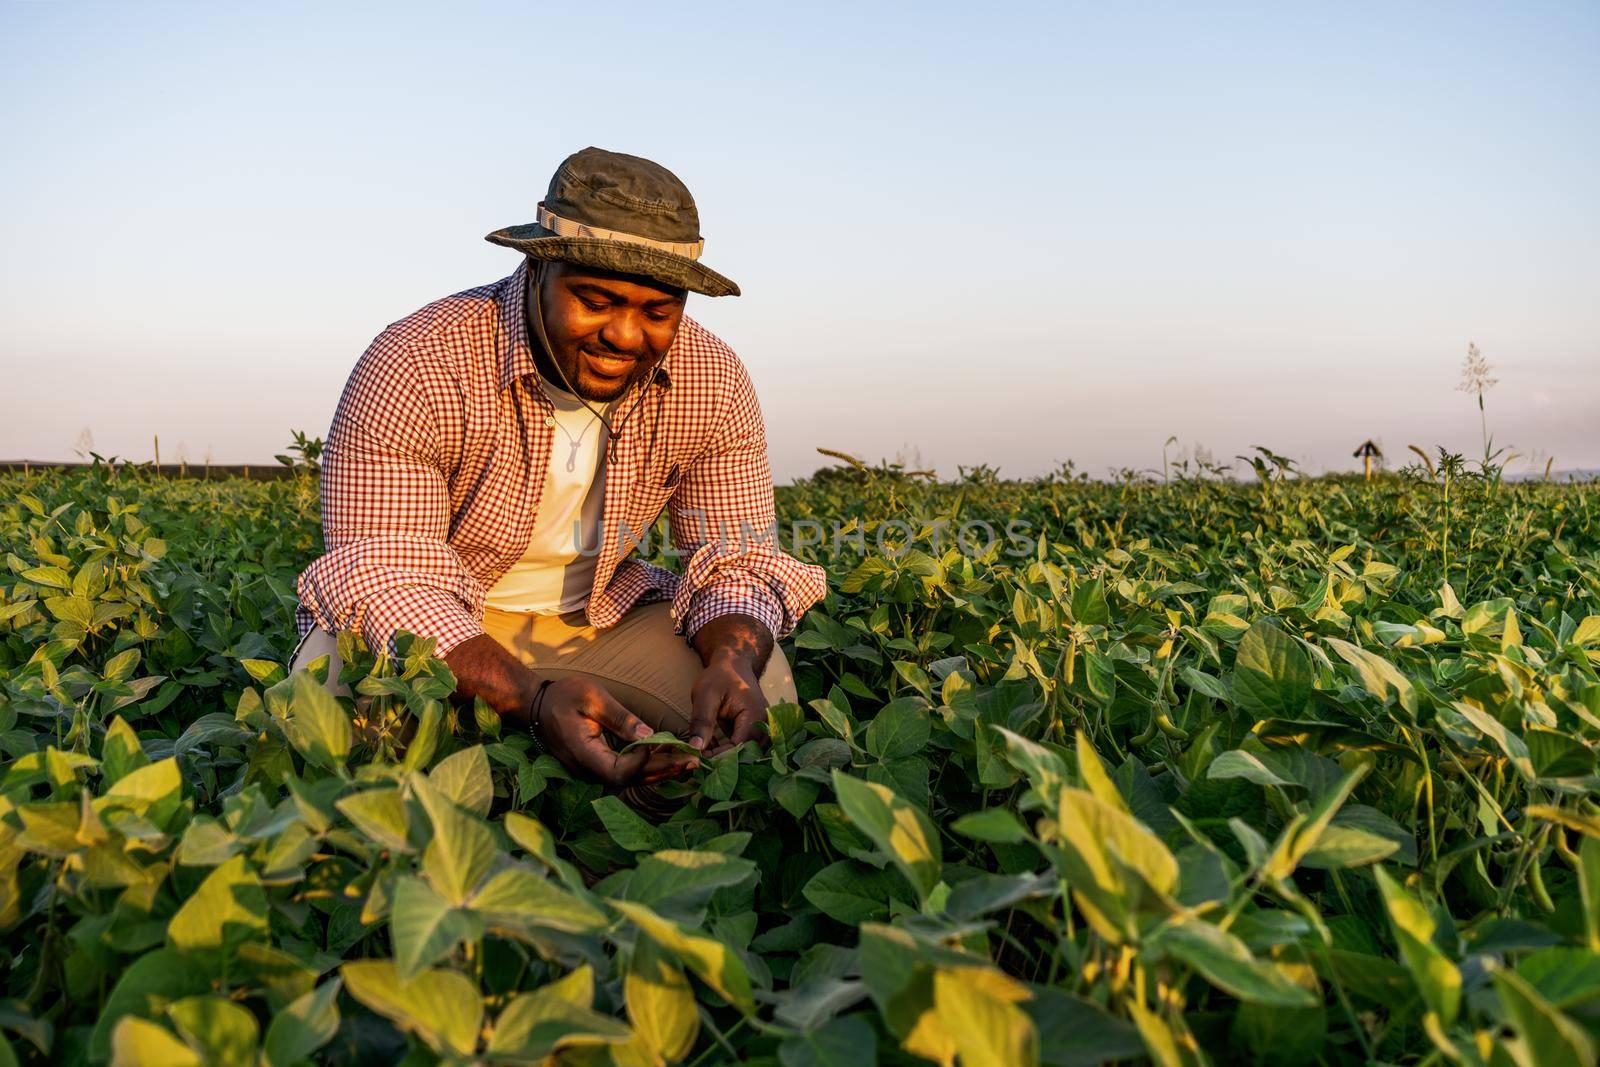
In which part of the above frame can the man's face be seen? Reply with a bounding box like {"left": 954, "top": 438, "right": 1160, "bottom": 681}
{"left": 530, "top": 261, "right": 687, "bottom": 402}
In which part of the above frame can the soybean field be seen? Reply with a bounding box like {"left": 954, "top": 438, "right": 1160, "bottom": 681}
{"left": 2, "top": 452, "right": 1598, "bottom": 1066}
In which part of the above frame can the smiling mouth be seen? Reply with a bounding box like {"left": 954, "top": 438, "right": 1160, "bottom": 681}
{"left": 581, "top": 350, "right": 635, "bottom": 379}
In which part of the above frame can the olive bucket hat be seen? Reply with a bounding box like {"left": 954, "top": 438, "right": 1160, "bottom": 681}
{"left": 485, "top": 146, "right": 740, "bottom": 298}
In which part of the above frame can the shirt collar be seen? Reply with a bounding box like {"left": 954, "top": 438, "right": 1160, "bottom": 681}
{"left": 496, "top": 257, "right": 538, "bottom": 394}
{"left": 496, "top": 257, "right": 675, "bottom": 394}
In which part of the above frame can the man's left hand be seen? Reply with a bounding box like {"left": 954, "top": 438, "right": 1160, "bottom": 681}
{"left": 689, "top": 652, "right": 768, "bottom": 757}
{"left": 688, "top": 613, "right": 775, "bottom": 756}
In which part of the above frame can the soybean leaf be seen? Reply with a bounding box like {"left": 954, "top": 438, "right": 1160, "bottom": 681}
{"left": 165, "top": 996, "right": 259, "bottom": 1067}
{"left": 625, "top": 849, "right": 758, "bottom": 915}
{"left": 90, "top": 950, "right": 212, "bottom": 1062}
{"left": 339, "top": 960, "right": 483, "bottom": 1058}
{"left": 626, "top": 934, "right": 699, "bottom": 1063}
{"left": 619, "top": 731, "right": 700, "bottom": 755}
{"left": 429, "top": 745, "right": 493, "bottom": 816}
{"left": 803, "top": 861, "right": 904, "bottom": 924}
{"left": 1325, "top": 638, "right": 1417, "bottom": 717}
{"left": 952, "top": 809, "right": 1030, "bottom": 844}
{"left": 1491, "top": 963, "right": 1596, "bottom": 1067}
{"left": 412, "top": 776, "right": 495, "bottom": 905}
{"left": 485, "top": 985, "right": 633, "bottom": 1060}
{"left": 1151, "top": 922, "right": 1316, "bottom": 1007}
{"left": 109, "top": 1017, "right": 201, "bottom": 1067}
{"left": 778, "top": 1014, "right": 877, "bottom": 1067}
{"left": 261, "top": 979, "right": 342, "bottom": 1067}
{"left": 166, "top": 855, "right": 269, "bottom": 955}
{"left": 390, "top": 875, "right": 483, "bottom": 980}
{"left": 286, "top": 671, "right": 352, "bottom": 771}
{"left": 865, "top": 698, "right": 930, "bottom": 761}
{"left": 592, "top": 795, "right": 668, "bottom": 853}
{"left": 471, "top": 867, "right": 609, "bottom": 934}
{"left": 1302, "top": 805, "right": 1415, "bottom": 869}
{"left": 611, "top": 899, "right": 755, "bottom": 1012}
{"left": 1517, "top": 947, "right": 1600, "bottom": 1009}
{"left": 931, "top": 965, "right": 1039, "bottom": 1067}
{"left": 335, "top": 788, "right": 411, "bottom": 853}
{"left": 831, "top": 771, "right": 942, "bottom": 903}
{"left": 1373, "top": 866, "right": 1461, "bottom": 1026}
{"left": 1232, "top": 621, "right": 1313, "bottom": 718}
{"left": 1027, "top": 987, "right": 1146, "bottom": 1067}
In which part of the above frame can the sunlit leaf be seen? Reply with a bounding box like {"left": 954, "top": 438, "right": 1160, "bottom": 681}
{"left": 830, "top": 770, "right": 942, "bottom": 903}
{"left": 611, "top": 899, "right": 754, "bottom": 1012}
{"left": 340, "top": 960, "right": 483, "bottom": 1057}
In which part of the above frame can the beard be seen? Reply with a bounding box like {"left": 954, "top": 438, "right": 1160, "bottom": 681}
{"left": 562, "top": 346, "right": 654, "bottom": 402}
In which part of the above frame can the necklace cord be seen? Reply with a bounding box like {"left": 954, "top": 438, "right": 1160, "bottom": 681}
{"left": 528, "top": 259, "right": 668, "bottom": 462}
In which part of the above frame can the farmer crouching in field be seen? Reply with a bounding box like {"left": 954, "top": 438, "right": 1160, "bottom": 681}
{"left": 288, "top": 147, "right": 825, "bottom": 815}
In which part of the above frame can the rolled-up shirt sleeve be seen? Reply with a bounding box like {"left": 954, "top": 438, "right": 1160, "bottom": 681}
{"left": 296, "top": 345, "right": 486, "bottom": 659}
{"left": 668, "top": 358, "right": 826, "bottom": 643}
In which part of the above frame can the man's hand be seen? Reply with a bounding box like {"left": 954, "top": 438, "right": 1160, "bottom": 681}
{"left": 535, "top": 677, "right": 700, "bottom": 786}
{"left": 688, "top": 613, "right": 775, "bottom": 756}
{"left": 443, "top": 633, "right": 695, "bottom": 786}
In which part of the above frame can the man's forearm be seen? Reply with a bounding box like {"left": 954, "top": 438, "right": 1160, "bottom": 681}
{"left": 690, "top": 612, "right": 774, "bottom": 676}
{"left": 444, "top": 633, "right": 542, "bottom": 730}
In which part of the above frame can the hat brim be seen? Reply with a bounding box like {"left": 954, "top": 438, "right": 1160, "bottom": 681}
{"left": 485, "top": 224, "right": 740, "bottom": 297}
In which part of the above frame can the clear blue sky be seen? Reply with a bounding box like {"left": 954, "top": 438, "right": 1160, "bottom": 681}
{"left": 3, "top": 0, "right": 1596, "bottom": 481}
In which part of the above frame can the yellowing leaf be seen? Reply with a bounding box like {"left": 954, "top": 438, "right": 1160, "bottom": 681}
{"left": 411, "top": 776, "right": 494, "bottom": 905}
{"left": 1074, "top": 728, "right": 1128, "bottom": 813}
{"left": 286, "top": 671, "right": 352, "bottom": 770}
{"left": 625, "top": 935, "right": 698, "bottom": 1063}
{"left": 340, "top": 960, "right": 482, "bottom": 1058}
{"left": 1374, "top": 867, "right": 1460, "bottom": 1026}
{"left": 1152, "top": 922, "right": 1317, "bottom": 1007}
{"left": 611, "top": 899, "right": 754, "bottom": 1012}
{"left": 335, "top": 788, "right": 411, "bottom": 852}
{"left": 471, "top": 867, "right": 609, "bottom": 934}
{"left": 504, "top": 812, "right": 557, "bottom": 862}
{"left": 1050, "top": 788, "right": 1178, "bottom": 940}
{"left": 389, "top": 875, "right": 482, "bottom": 980}
{"left": 1325, "top": 638, "right": 1416, "bottom": 717}
{"left": 486, "top": 985, "right": 633, "bottom": 1061}
{"left": 831, "top": 771, "right": 942, "bottom": 903}
{"left": 101, "top": 758, "right": 183, "bottom": 830}
{"left": 931, "top": 965, "right": 1038, "bottom": 1067}
{"left": 165, "top": 996, "right": 259, "bottom": 1067}
{"left": 109, "top": 1016, "right": 201, "bottom": 1067}
{"left": 429, "top": 745, "right": 493, "bottom": 816}
{"left": 166, "top": 855, "right": 268, "bottom": 955}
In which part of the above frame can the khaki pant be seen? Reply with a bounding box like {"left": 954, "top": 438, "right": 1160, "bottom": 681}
{"left": 289, "top": 600, "right": 798, "bottom": 738}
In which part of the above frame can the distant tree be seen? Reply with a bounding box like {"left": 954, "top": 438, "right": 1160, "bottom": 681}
{"left": 1353, "top": 439, "right": 1383, "bottom": 480}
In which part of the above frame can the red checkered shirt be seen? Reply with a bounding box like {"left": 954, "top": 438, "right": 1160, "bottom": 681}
{"left": 294, "top": 257, "right": 826, "bottom": 658}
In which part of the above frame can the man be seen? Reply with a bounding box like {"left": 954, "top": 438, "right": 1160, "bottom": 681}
{"left": 289, "top": 147, "right": 826, "bottom": 801}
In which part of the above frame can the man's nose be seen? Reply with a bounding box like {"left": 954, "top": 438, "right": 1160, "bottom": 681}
{"left": 599, "top": 311, "right": 645, "bottom": 355}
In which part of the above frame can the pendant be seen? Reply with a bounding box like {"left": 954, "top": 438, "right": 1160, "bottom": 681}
{"left": 567, "top": 441, "right": 580, "bottom": 473}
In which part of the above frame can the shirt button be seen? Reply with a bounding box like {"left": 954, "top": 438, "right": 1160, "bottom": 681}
{"left": 544, "top": 415, "right": 555, "bottom": 427}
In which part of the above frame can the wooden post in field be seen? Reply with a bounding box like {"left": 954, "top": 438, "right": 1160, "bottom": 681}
{"left": 1353, "top": 440, "right": 1382, "bottom": 480}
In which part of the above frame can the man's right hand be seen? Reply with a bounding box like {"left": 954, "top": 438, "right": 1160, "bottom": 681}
{"left": 534, "top": 676, "right": 700, "bottom": 786}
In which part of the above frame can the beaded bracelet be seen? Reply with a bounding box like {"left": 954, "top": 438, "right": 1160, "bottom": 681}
{"left": 528, "top": 678, "right": 554, "bottom": 752}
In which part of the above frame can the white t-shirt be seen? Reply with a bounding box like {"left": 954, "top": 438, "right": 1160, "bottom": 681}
{"left": 484, "top": 380, "right": 614, "bottom": 615}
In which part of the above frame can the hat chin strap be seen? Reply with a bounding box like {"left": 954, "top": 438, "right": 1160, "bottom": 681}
{"left": 528, "top": 259, "right": 667, "bottom": 462}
